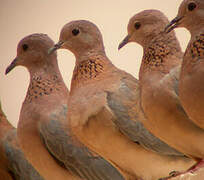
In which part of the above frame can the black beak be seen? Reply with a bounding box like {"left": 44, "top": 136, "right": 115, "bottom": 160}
{"left": 5, "top": 57, "right": 18, "bottom": 75}
{"left": 48, "top": 41, "right": 64, "bottom": 55}
{"left": 118, "top": 35, "right": 130, "bottom": 50}
{"left": 165, "top": 16, "right": 183, "bottom": 33}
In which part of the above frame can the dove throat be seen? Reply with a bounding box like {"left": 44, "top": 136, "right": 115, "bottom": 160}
{"left": 70, "top": 54, "right": 114, "bottom": 90}
{"left": 139, "top": 32, "right": 182, "bottom": 82}
{"left": 24, "top": 64, "right": 66, "bottom": 105}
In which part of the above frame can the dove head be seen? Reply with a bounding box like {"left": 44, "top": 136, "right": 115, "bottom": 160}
{"left": 119, "top": 10, "right": 170, "bottom": 49}
{"left": 165, "top": 0, "right": 204, "bottom": 34}
{"left": 49, "top": 20, "right": 105, "bottom": 61}
{"left": 5, "top": 33, "right": 57, "bottom": 75}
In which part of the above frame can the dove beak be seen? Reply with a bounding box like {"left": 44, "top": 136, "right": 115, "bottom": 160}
{"left": 165, "top": 16, "right": 183, "bottom": 33}
{"left": 48, "top": 41, "right": 64, "bottom": 55}
{"left": 5, "top": 57, "right": 18, "bottom": 75}
{"left": 118, "top": 35, "right": 130, "bottom": 50}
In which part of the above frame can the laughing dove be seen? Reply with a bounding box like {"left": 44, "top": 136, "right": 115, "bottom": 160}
{"left": 5, "top": 33, "right": 85, "bottom": 180}
{"left": 0, "top": 101, "right": 44, "bottom": 180}
{"left": 165, "top": 0, "right": 204, "bottom": 130}
{"left": 119, "top": 9, "right": 204, "bottom": 178}
{"left": 120, "top": 8, "right": 204, "bottom": 178}
{"left": 6, "top": 33, "right": 125, "bottom": 180}
{"left": 49, "top": 19, "right": 195, "bottom": 180}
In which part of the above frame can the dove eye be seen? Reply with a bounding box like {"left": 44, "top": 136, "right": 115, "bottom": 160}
{"left": 22, "top": 44, "right": 29, "bottom": 51}
{"left": 134, "top": 22, "right": 141, "bottom": 30}
{"left": 72, "top": 29, "right": 80, "bottom": 36}
{"left": 188, "top": 2, "right": 197, "bottom": 11}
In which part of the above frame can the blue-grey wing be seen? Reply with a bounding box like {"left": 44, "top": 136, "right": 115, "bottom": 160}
{"left": 38, "top": 107, "right": 125, "bottom": 180}
{"left": 106, "top": 74, "right": 184, "bottom": 156}
{"left": 3, "top": 129, "right": 44, "bottom": 180}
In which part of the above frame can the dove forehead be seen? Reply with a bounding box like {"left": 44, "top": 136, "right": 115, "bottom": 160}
{"left": 18, "top": 33, "right": 54, "bottom": 50}
{"left": 181, "top": 0, "right": 204, "bottom": 5}
{"left": 60, "top": 20, "right": 102, "bottom": 39}
{"left": 129, "top": 9, "right": 169, "bottom": 27}
{"left": 178, "top": 0, "right": 204, "bottom": 12}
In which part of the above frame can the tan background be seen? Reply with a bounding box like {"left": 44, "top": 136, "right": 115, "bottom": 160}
{"left": 0, "top": 0, "right": 190, "bottom": 127}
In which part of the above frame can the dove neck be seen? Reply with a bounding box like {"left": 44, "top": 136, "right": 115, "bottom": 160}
{"left": 74, "top": 47, "right": 106, "bottom": 63}
{"left": 138, "top": 29, "right": 166, "bottom": 47}
{"left": 0, "top": 107, "right": 13, "bottom": 139}
{"left": 184, "top": 17, "right": 204, "bottom": 35}
{"left": 139, "top": 32, "right": 182, "bottom": 82}
{"left": 28, "top": 55, "right": 64, "bottom": 83}
{"left": 181, "top": 31, "right": 204, "bottom": 74}
{"left": 189, "top": 25, "right": 204, "bottom": 40}
{"left": 70, "top": 52, "right": 114, "bottom": 91}
{"left": 27, "top": 55, "right": 59, "bottom": 75}
{"left": 24, "top": 57, "right": 67, "bottom": 104}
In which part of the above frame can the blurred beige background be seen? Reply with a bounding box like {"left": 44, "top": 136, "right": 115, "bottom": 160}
{"left": 0, "top": 0, "right": 190, "bottom": 127}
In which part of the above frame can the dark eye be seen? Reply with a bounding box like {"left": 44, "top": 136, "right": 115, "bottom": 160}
{"left": 188, "top": 2, "right": 197, "bottom": 11}
{"left": 134, "top": 22, "right": 141, "bottom": 30}
{"left": 72, "top": 29, "right": 80, "bottom": 36}
{"left": 22, "top": 44, "right": 28, "bottom": 51}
